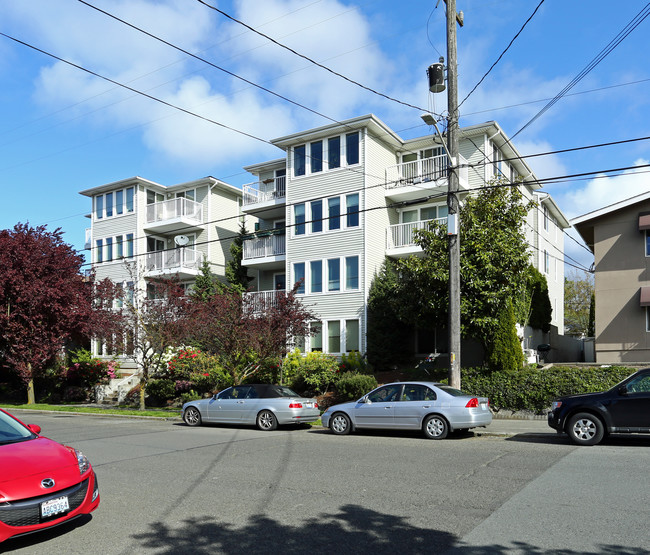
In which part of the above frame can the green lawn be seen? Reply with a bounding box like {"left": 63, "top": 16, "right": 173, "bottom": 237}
{"left": 1, "top": 403, "right": 179, "bottom": 419}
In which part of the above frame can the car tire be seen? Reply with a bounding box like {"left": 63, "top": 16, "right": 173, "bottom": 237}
{"left": 423, "top": 415, "right": 449, "bottom": 439}
{"left": 183, "top": 406, "right": 202, "bottom": 427}
{"left": 329, "top": 412, "right": 352, "bottom": 435}
{"left": 257, "top": 410, "right": 278, "bottom": 431}
{"left": 566, "top": 412, "right": 604, "bottom": 446}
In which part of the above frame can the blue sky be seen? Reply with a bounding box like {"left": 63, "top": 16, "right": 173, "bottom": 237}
{"left": 1, "top": 0, "right": 649, "bottom": 275}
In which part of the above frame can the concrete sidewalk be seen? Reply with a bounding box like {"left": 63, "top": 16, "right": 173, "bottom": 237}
{"left": 476, "top": 414, "right": 553, "bottom": 437}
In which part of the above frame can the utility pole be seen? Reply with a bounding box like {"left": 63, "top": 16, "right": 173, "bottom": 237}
{"left": 446, "top": 0, "right": 461, "bottom": 389}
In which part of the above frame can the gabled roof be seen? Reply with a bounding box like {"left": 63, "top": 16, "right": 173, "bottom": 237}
{"left": 535, "top": 192, "right": 571, "bottom": 229}
{"left": 571, "top": 191, "right": 650, "bottom": 252}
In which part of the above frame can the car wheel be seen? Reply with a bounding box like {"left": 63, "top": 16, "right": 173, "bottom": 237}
{"left": 566, "top": 412, "right": 604, "bottom": 446}
{"left": 257, "top": 410, "right": 278, "bottom": 431}
{"left": 329, "top": 412, "right": 351, "bottom": 435}
{"left": 423, "top": 415, "right": 449, "bottom": 439}
{"left": 183, "top": 406, "right": 202, "bottom": 427}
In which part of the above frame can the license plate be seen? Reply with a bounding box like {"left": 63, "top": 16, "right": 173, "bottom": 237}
{"left": 304, "top": 402, "right": 313, "bottom": 408}
{"left": 480, "top": 403, "right": 488, "bottom": 410}
{"left": 41, "top": 496, "right": 70, "bottom": 518}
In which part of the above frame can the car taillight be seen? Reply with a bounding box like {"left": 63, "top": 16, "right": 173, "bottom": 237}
{"left": 465, "top": 398, "right": 479, "bottom": 408}
{"left": 314, "top": 402, "right": 319, "bottom": 408}
{"left": 289, "top": 403, "right": 303, "bottom": 408}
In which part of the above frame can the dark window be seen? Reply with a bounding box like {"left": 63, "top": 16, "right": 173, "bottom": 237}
{"left": 328, "top": 136, "right": 340, "bottom": 169}
{"left": 311, "top": 200, "right": 323, "bottom": 233}
{"left": 311, "top": 140, "right": 323, "bottom": 173}
{"left": 346, "top": 132, "right": 359, "bottom": 165}
{"left": 328, "top": 197, "right": 340, "bottom": 230}
{"left": 294, "top": 145, "right": 306, "bottom": 176}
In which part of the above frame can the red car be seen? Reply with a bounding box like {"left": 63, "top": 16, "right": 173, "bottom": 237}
{"left": 0, "top": 408, "right": 100, "bottom": 543}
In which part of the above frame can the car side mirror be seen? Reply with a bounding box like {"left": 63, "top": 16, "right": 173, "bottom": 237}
{"left": 359, "top": 396, "right": 370, "bottom": 404}
{"left": 618, "top": 385, "right": 628, "bottom": 396}
{"left": 28, "top": 424, "right": 41, "bottom": 434}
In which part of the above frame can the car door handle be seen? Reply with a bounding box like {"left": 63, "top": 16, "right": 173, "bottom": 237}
{"left": 237, "top": 401, "right": 245, "bottom": 404}
{"left": 423, "top": 405, "right": 431, "bottom": 408}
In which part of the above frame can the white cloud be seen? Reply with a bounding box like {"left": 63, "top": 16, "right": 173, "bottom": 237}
{"left": 561, "top": 159, "right": 650, "bottom": 220}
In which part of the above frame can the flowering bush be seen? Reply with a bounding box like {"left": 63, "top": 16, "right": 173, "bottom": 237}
{"left": 65, "top": 349, "right": 119, "bottom": 400}
{"left": 339, "top": 351, "right": 368, "bottom": 374}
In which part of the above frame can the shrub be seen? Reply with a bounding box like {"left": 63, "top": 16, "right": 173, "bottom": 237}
{"left": 180, "top": 390, "right": 201, "bottom": 404}
{"left": 288, "top": 351, "right": 340, "bottom": 396}
{"left": 190, "top": 366, "right": 232, "bottom": 395}
{"left": 460, "top": 365, "right": 633, "bottom": 414}
{"left": 64, "top": 349, "right": 119, "bottom": 402}
{"left": 336, "top": 372, "right": 378, "bottom": 401}
{"left": 145, "top": 379, "right": 176, "bottom": 405}
{"left": 339, "top": 351, "right": 368, "bottom": 374}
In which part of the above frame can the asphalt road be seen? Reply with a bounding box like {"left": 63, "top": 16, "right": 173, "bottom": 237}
{"left": 3, "top": 412, "right": 650, "bottom": 554}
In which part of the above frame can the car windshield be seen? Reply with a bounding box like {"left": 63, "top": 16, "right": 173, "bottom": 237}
{"left": 438, "top": 386, "right": 470, "bottom": 397}
{"left": 0, "top": 412, "right": 35, "bottom": 445}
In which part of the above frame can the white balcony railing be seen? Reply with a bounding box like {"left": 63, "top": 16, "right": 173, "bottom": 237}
{"left": 386, "top": 153, "right": 468, "bottom": 190}
{"left": 145, "top": 198, "right": 203, "bottom": 224}
{"left": 145, "top": 248, "right": 203, "bottom": 274}
{"left": 242, "top": 175, "right": 286, "bottom": 206}
{"left": 243, "top": 232, "right": 286, "bottom": 260}
{"left": 243, "top": 290, "right": 285, "bottom": 313}
{"left": 387, "top": 218, "right": 445, "bottom": 249}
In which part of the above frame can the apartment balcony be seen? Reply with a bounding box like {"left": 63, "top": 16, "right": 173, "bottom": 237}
{"left": 386, "top": 218, "right": 444, "bottom": 258}
{"left": 144, "top": 248, "right": 204, "bottom": 280}
{"left": 385, "top": 153, "right": 469, "bottom": 202}
{"left": 143, "top": 198, "right": 204, "bottom": 234}
{"left": 241, "top": 176, "right": 286, "bottom": 219}
{"left": 243, "top": 290, "right": 285, "bottom": 314}
{"left": 242, "top": 230, "right": 286, "bottom": 270}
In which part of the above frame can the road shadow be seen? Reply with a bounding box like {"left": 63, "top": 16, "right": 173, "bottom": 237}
{"left": 308, "top": 427, "right": 475, "bottom": 440}
{"left": 441, "top": 541, "right": 650, "bottom": 554}
{"left": 132, "top": 504, "right": 456, "bottom": 555}
{"left": 0, "top": 514, "right": 93, "bottom": 553}
{"left": 506, "top": 432, "right": 650, "bottom": 447}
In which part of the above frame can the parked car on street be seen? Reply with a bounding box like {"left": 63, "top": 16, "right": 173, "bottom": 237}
{"left": 321, "top": 381, "right": 492, "bottom": 439}
{"left": 0, "top": 408, "right": 100, "bottom": 543}
{"left": 182, "top": 384, "right": 320, "bottom": 431}
{"left": 548, "top": 368, "right": 650, "bottom": 445}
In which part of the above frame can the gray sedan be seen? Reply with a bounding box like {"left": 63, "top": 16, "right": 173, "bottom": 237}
{"left": 321, "top": 381, "right": 492, "bottom": 439}
{"left": 182, "top": 384, "right": 320, "bottom": 431}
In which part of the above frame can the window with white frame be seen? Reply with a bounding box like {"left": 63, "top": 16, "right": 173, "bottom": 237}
{"left": 400, "top": 204, "right": 447, "bottom": 224}
{"left": 306, "top": 319, "right": 360, "bottom": 354}
{"left": 292, "top": 131, "right": 360, "bottom": 177}
{"left": 293, "top": 193, "right": 361, "bottom": 237}
{"left": 95, "top": 233, "right": 135, "bottom": 263}
{"left": 543, "top": 250, "right": 550, "bottom": 274}
{"left": 292, "top": 256, "right": 360, "bottom": 295}
{"left": 543, "top": 205, "right": 549, "bottom": 232}
{"left": 94, "top": 187, "right": 135, "bottom": 220}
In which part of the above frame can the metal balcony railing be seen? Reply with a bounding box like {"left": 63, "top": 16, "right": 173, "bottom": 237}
{"left": 243, "top": 231, "right": 286, "bottom": 260}
{"left": 145, "top": 197, "right": 203, "bottom": 224}
{"left": 242, "top": 175, "right": 286, "bottom": 206}
{"left": 386, "top": 153, "right": 468, "bottom": 190}
{"left": 144, "top": 248, "right": 203, "bottom": 274}
{"left": 387, "top": 218, "right": 445, "bottom": 249}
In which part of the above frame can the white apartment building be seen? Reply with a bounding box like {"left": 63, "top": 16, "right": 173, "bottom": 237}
{"left": 82, "top": 114, "right": 568, "bottom": 366}
{"left": 240, "top": 114, "right": 568, "bottom": 358}
{"left": 80, "top": 175, "right": 243, "bottom": 362}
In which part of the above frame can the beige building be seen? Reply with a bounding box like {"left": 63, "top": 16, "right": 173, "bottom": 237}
{"left": 573, "top": 191, "right": 650, "bottom": 363}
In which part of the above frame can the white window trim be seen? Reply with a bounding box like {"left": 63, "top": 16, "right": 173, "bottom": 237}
{"left": 291, "top": 131, "right": 360, "bottom": 178}
{"left": 94, "top": 186, "right": 135, "bottom": 221}
{"left": 292, "top": 193, "right": 361, "bottom": 238}
{"left": 292, "top": 255, "right": 360, "bottom": 296}
{"left": 305, "top": 318, "right": 360, "bottom": 354}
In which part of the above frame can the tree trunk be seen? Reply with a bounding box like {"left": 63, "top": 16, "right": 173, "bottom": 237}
{"left": 139, "top": 383, "right": 146, "bottom": 411}
{"left": 27, "top": 378, "right": 36, "bottom": 405}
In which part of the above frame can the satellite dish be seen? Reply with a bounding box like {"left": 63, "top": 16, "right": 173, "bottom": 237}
{"left": 174, "top": 235, "right": 190, "bottom": 246}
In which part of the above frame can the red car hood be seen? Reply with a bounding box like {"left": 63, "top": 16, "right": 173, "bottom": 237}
{"left": 0, "top": 437, "right": 83, "bottom": 501}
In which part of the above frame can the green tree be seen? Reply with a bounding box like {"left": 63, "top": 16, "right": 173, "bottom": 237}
{"left": 564, "top": 270, "right": 594, "bottom": 336}
{"left": 226, "top": 223, "right": 254, "bottom": 294}
{"left": 366, "top": 260, "right": 412, "bottom": 369}
{"left": 397, "top": 180, "right": 535, "bottom": 352}
{"left": 191, "top": 260, "right": 224, "bottom": 302}
{"left": 486, "top": 300, "right": 524, "bottom": 372}
{"left": 526, "top": 266, "right": 552, "bottom": 333}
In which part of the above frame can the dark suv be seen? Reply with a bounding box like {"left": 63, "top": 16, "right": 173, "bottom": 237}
{"left": 548, "top": 368, "right": 650, "bottom": 445}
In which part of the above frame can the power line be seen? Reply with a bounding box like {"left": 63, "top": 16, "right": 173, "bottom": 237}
{"left": 512, "top": 2, "right": 650, "bottom": 139}
{"left": 459, "top": 0, "right": 545, "bottom": 109}
{"left": 195, "top": 0, "right": 440, "bottom": 116}
{"left": 0, "top": 31, "right": 272, "bottom": 148}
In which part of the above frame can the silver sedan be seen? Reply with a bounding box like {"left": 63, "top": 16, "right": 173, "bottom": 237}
{"left": 321, "top": 381, "right": 492, "bottom": 439}
{"left": 182, "top": 384, "right": 320, "bottom": 431}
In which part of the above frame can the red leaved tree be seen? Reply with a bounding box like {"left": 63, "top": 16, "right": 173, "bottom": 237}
{"left": 0, "top": 224, "right": 93, "bottom": 403}
{"left": 190, "top": 284, "right": 315, "bottom": 385}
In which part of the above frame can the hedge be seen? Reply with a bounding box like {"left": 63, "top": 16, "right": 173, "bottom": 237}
{"left": 460, "top": 365, "right": 633, "bottom": 414}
